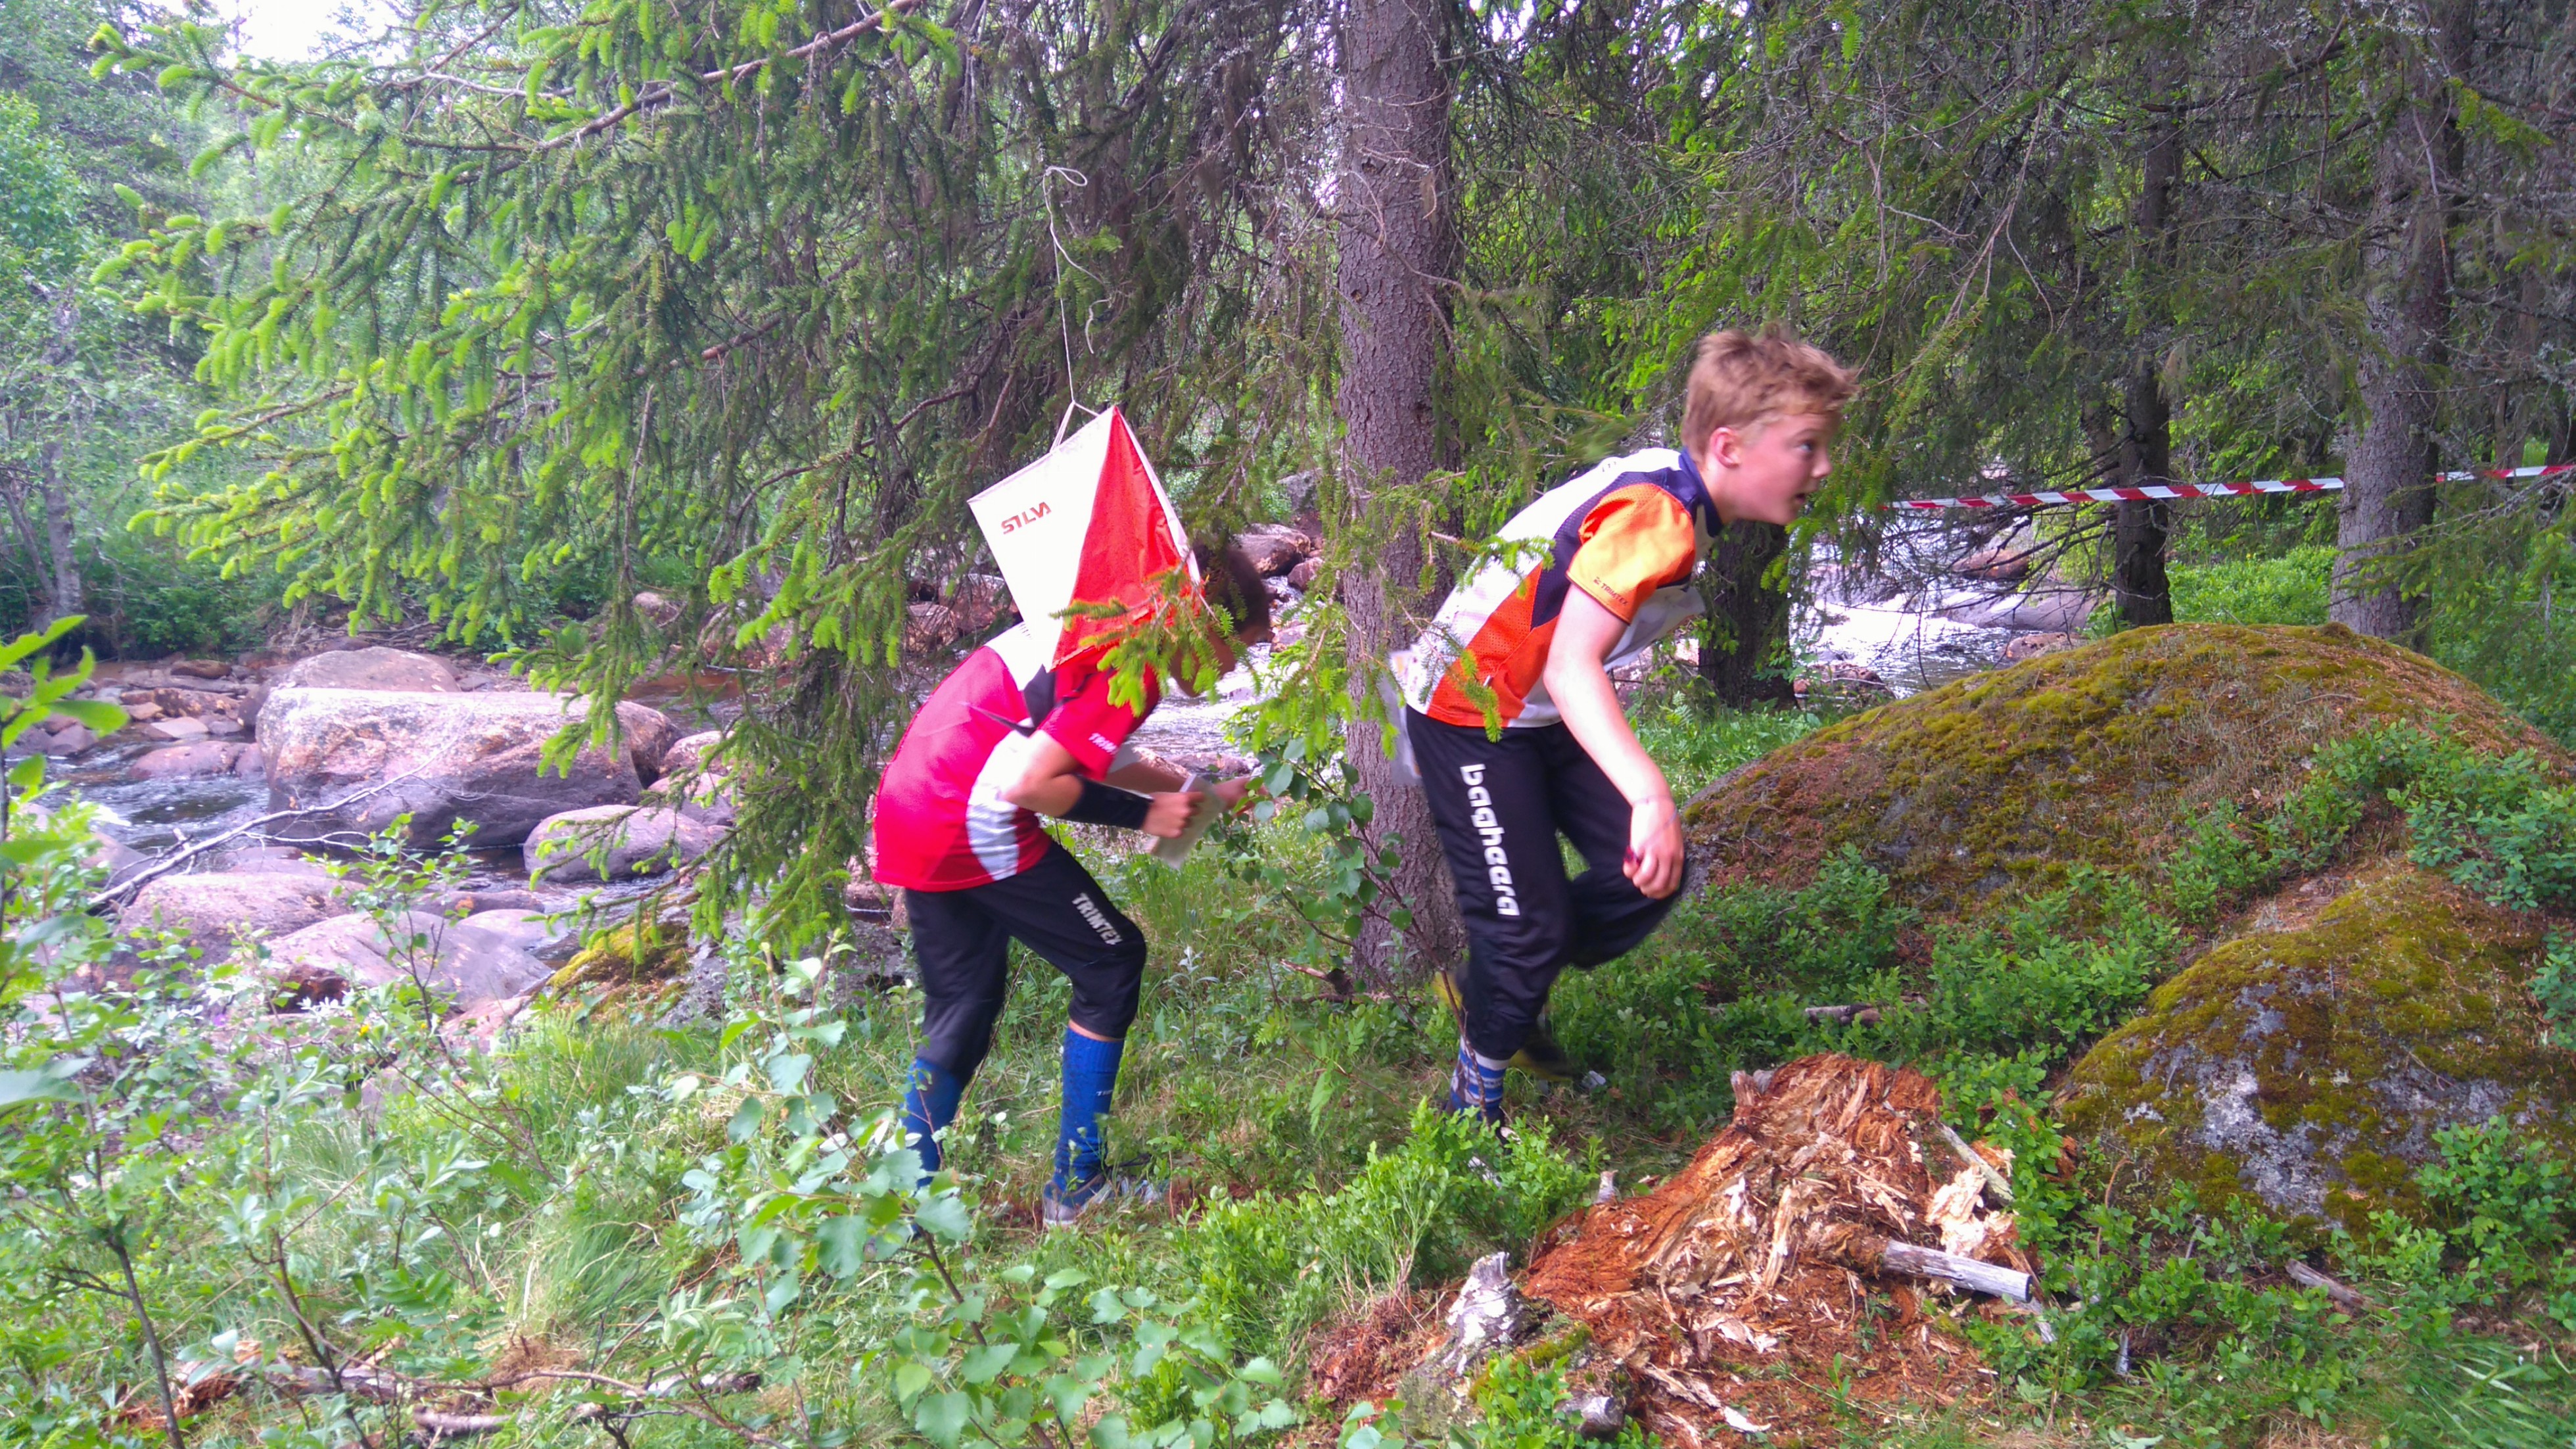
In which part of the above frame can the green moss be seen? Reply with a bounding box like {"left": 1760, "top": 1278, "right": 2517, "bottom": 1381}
{"left": 549, "top": 916, "right": 691, "bottom": 991}
{"left": 1682, "top": 623, "right": 2567, "bottom": 916}
{"left": 2057, "top": 867, "right": 2575, "bottom": 1232}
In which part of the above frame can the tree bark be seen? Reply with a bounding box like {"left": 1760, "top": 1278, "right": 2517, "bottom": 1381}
{"left": 2111, "top": 41, "right": 2180, "bottom": 628}
{"left": 2331, "top": 4, "right": 2470, "bottom": 643}
{"left": 2111, "top": 366, "right": 2174, "bottom": 628}
{"left": 1334, "top": 0, "right": 1463, "bottom": 984}
{"left": 32, "top": 287, "right": 82, "bottom": 632}
{"left": 1696, "top": 521, "right": 1795, "bottom": 706}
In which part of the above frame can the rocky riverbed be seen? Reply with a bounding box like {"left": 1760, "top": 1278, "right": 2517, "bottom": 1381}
{"left": 20, "top": 518, "right": 2089, "bottom": 1019}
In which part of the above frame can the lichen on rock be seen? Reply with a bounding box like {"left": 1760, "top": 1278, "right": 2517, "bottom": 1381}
{"left": 1683, "top": 623, "right": 2566, "bottom": 916}
{"left": 2057, "top": 865, "right": 2576, "bottom": 1231}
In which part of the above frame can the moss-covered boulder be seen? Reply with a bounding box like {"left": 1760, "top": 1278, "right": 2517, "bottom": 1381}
{"left": 546, "top": 915, "right": 693, "bottom": 992}
{"left": 1683, "top": 623, "right": 2563, "bottom": 915}
{"left": 2057, "top": 866, "right": 2575, "bottom": 1230}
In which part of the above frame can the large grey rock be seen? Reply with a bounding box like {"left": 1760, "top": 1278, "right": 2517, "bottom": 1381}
{"left": 431, "top": 886, "right": 543, "bottom": 916}
{"left": 647, "top": 730, "right": 736, "bottom": 823}
{"left": 1232, "top": 525, "right": 1313, "bottom": 577}
{"left": 273, "top": 646, "right": 461, "bottom": 693}
{"left": 663, "top": 728, "right": 726, "bottom": 777}
{"left": 119, "top": 870, "right": 348, "bottom": 961}
{"left": 525, "top": 805, "right": 719, "bottom": 884}
{"left": 457, "top": 907, "right": 576, "bottom": 960}
{"left": 2061, "top": 867, "right": 2576, "bottom": 1231}
{"left": 257, "top": 688, "right": 675, "bottom": 847}
{"left": 619, "top": 704, "right": 680, "bottom": 785}
{"left": 264, "top": 909, "right": 550, "bottom": 1009}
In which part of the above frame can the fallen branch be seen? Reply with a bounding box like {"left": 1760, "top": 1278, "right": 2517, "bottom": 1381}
{"left": 1279, "top": 961, "right": 1401, "bottom": 1003}
{"left": 1803, "top": 1003, "right": 1882, "bottom": 1025}
{"left": 1933, "top": 1118, "right": 2016, "bottom": 1204}
{"left": 1878, "top": 1241, "right": 2031, "bottom": 1301}
{"left": 2285, "top": 1260, "right": 2372, "bottom": 1310}
{"left": 263, "top": 1362, "right": 402, "bottom": 1400}
{"left": 415, "top": 1410, "right": 508, "bottom": 1437}
{"left": 87, "top": 771, "right": 429, "bottom": 913}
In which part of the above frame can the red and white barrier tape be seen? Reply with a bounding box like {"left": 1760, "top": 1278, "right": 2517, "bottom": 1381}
{"left": 1886, "top": 462, "right": 2575, "bottom": 511}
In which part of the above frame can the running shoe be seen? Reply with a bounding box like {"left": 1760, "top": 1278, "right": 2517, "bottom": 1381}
{"left": 1041, "top": 1161, "right": 1167, "bottom": 1229}
{"left": 1432, "top": 962, "right": 1582, "bottom": 1083}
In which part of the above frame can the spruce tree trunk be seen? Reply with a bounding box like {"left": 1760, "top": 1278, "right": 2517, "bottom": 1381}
{"left": 2113, "top": 43, "right": 2180, "bottom": 629}
{"left": 2111, "top": 366, "right": 2174, "bottom": 627}
{"left": 32, "top": 440, "right": 79, "bottom": 632}
{"left": 1696, "top": 521, "right": 1795, "bottom": 706}
{"left": 31, "top": 289, "right": 82, "bottom": 632}
{"left": 1334, "top": 0, "right": 1462, "bottom": 984}
{"left": 2332, "top": 5, "right": 2468, "bottom": 643}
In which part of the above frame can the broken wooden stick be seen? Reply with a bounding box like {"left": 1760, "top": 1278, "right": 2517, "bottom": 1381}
{"left": 1879, "top": 1241, "right": 2031, "bottom": 1301}
{"left": 1932, "top": 1118, "right": 2015, "bottom": 1204}
{"left": 415, "top": 1410, "right": 509, "bottom": 1437}
{"left": 1802, "top": 1003, "right": 1882, "bottom": 1025}
{"left": 2284, "top": 1260, "right": 2371, "bottom": 1310}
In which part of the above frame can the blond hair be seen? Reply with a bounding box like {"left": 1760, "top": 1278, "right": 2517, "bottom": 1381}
{"left": 1679, "top": 325, "right": 1858, "bottom": 458}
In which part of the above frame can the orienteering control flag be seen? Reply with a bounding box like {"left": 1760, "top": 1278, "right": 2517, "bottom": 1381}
{"left": 968, "top": 406, "right": 1200, "bottom": 667}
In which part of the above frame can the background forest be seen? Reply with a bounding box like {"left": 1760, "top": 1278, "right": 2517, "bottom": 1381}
{"left": 5, "top": 0, "right": 2576, "bottom": 1445}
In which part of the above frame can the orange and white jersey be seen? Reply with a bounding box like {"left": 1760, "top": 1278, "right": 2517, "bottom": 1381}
{"left": 1400, "top": 447, "right": 1712, "bottom": 729}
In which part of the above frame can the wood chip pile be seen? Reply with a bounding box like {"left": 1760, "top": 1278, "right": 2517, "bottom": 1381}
{"left": 1524, "top": 1054, "right": 2031, "bottom": 1444}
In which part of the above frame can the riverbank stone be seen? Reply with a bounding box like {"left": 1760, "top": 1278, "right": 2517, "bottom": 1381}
{"left": 273, "top": 646, "right": 461, "bottom": 693}
{"left": 524, "top": 804, "right": 718, "bottom": 883}
{"left": 119, "top": 870, "right": 348, "bottom": 960}
{"left": 1683, "top": 623, "right": 2569, "bottom": 915}
{"left": 264, "top": 909, "right": 551, "bottom": 1009}
{"left": 2059, "top": 866, "right": 2576, "bottom": 1230}
{"left": 646, "top": 729, "right": 735, "bottom": 822}
{"left": 257, "top": 688, "right": 676, "bottom": 847}
{"left": 131, "top": 740, "right": 255, "bottom": 780}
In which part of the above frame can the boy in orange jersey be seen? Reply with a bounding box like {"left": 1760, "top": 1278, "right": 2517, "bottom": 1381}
{"left": 1399, "top": 327, "right": 1858, "bottom": 1120}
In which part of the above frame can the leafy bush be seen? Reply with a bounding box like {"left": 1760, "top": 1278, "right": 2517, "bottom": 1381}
{"left": 2537, "top": 934, "right": 2576, "bottom": 1051}
{"left": 2172, "top": 544, "right": 2336, "bottom": 627}
{"left": 1553, "top": 857, "right": 2172, "bottom": 1137}
{"left": 2395, "top": 750, "right": 2576, "bottom": 912}
{"left": 1549, "top": 845, "right": 1913, "bottom": 1130}
{"left": 2429, "top": 556, "right": 2576, "bottom": 752}
{"left": 2163, "top": 723, "right": 2576, "bottom": 919}
{"left": 2088, "top": 544, "right": 2335, "bottom": 636}
{"left": 1180, "top": 1106, "right": 1591, "bottom": 1357}
{"left": 1630, "top": 700, "right": 1828, "bottom": 799}
{"left": 1875, "top": 874, "right": 2179, "bottom": 1063}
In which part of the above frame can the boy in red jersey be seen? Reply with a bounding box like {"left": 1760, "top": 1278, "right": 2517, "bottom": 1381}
{"left": 877, "top": 545, "right": 1271, "bottom": 1225}
{"left": 1399, "top": 328, "right": 1857, "bottom": 1120}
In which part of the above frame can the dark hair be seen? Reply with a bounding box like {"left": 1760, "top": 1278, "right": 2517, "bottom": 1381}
{"left": 1194, "top": 542, "right": 1273, "bottom": 638}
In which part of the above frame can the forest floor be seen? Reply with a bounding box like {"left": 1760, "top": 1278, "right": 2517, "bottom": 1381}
{"left": 16, "top": 698, "right": 2576, "bottom": 1449}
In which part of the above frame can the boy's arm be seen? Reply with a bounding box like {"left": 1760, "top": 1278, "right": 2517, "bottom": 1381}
{"left": 1004, "top": 735, "right": 1200, "bottom": 838}
{"left": 1542, "top": 587, "right": 1685, "bottom": 899}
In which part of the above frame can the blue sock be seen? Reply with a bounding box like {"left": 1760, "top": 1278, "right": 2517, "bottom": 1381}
{"left": 1050, "top": 1030, "right": 1125, "bottom": 1198}
{"left": 1447, "top": 1041, "right": 1509, "bottom": 1124}
{"left": 899, "top": 1057, "right": 966, "bottom": 1183}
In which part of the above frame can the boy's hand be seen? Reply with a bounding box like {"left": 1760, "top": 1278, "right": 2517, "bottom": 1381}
{"left": 1624, "top": 792, "right": 1685, "bottom": 899}
{"left": 1213, "top": 776, "right": 1257, "bottom": 813}
{"left": 1144, "top": 790, "right": 1204, "bottom": 839}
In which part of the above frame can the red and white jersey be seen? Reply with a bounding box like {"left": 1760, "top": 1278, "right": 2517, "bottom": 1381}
{"left": 1400, "top": 448, "right": 1713, "bottom": 730}
{"left": 872, "top": 623, "right": 1160, "bottom": 891}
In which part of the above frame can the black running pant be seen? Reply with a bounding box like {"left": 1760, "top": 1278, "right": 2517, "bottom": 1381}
{"left": 1407, "top": 709, "right": 1683, "bottom": 1061}
{"left": 904, "top": 840, "right": 1147, "bottom": 1080}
